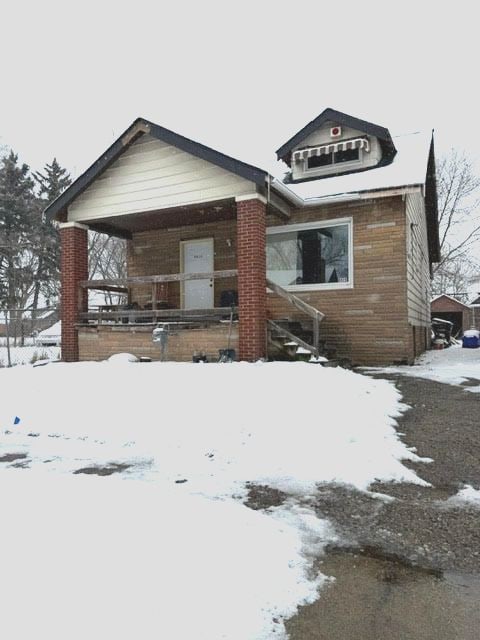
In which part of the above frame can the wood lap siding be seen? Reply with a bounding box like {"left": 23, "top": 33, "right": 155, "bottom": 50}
{"left": 266, "top": 196, "right": 412, "bottom": 365}
{"left": 67, "top": 134, "right": 253, "bottom": 221}
{"left": 406, "top": 191, "right": 431, "bottom": 326}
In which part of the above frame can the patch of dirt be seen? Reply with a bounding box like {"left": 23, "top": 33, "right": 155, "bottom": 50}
{"left": 460, "top": 377, "right": 480, "bottom": 387}
{"left": 0, "top": 452, "right": 28, "bottom": 463}
{"left": 244, "top": 483, "right": 288, "bottom": 510}
{"left": 10, "top": 460, "right": 31, "bottom": 469}
{"left": 73, "top": 463, "right": 131, "bottom": 476}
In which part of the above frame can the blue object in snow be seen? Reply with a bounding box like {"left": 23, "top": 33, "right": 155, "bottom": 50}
{"left": 13, "top": 416, "right": 21, "bottom": 425}
{"left": 462, "top": 330, "right": 480, "bottom": 349}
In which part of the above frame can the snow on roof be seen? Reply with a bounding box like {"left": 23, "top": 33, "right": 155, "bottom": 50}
{"left": 273, "top": 131, "right": 432, "bottom": 203}
{"left": 38, "top": 320, "right": 61, "bottom": 337}
{"left": 431, "top": 294, "right": 471, "bottom": 309}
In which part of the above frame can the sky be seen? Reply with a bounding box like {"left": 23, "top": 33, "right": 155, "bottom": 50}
{"left": 1, "top": 1, "right": 479, "bottom": 179}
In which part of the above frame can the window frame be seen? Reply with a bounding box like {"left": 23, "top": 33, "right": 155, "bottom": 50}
{"left": 266, "top": 217, "right": 354, "bottom": 292}
{"left": 302, "top": 147, "right": 363, "bottom": 177}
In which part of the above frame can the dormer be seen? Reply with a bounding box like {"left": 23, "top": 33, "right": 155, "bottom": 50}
{"left": 276, "top": 108, "right": 397, "bottom": 183}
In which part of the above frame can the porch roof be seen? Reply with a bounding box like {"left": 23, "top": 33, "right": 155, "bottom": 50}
{"left": 44, "top": 118, "right": 268, "bottom": 223}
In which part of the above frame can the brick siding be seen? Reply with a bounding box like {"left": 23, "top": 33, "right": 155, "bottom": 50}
{"left": 266, "top": 196, "right": 414, "bottom": 365}
{"left": 79, "top": 324, "right": 238, "bottom": 362}
{"left": 236, "top": 198, "right": 267, "bottom": 361}
{"left": 60, "top": 225, "right": 88, "bottom": 361}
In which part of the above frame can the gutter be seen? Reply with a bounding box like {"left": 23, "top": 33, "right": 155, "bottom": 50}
{"left": 270, "top": 176, "right": 424, "bottom": 209}
{"left": 270, "top": 177, "right": 360, "bottom": 208}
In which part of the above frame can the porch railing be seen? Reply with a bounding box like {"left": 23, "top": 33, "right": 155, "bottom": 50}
{"left": 79, "top": 269, "right": 238, "bottom": 291}
{"left": 78, "top": 270, "right": 238, "bottom": 326}
{"left": 266, "top": 278, "right": 325, "bottom": 356}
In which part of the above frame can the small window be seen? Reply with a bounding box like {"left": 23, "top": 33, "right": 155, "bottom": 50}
{"left": 267, "top": 220, "right": 353, "bottom": 290}
{"left": 307, "top": 152, "right": 333, "bottom": 169}
{"left": 306, "top": 147, "right": 360, "bottom": 170}
{"left": 334, "top": 147, "right": 359, "bottom": 164}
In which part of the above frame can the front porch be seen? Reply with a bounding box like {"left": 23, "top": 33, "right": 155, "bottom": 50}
{"left": 75, "top": 264, "right": 325, "bottom": 362}
{"left": 59, "top": 192, "right": 321, "bottom": 363}
{"left": 78, "top": 268, "right": 241, "bottom": 362}
{"left": 61, "top": 207, "right": 326, "bottom": 363}
{"left": 51, "top": 119, "right": 326, "bottom": 363}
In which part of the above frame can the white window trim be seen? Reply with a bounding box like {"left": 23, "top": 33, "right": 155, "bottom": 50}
{"left": 266, "top": 217, "right": 354, "bottom": 292}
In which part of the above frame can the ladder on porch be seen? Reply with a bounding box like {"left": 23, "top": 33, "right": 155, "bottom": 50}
{"left": 266, "top": 278, "right": 325, "bottom": 359}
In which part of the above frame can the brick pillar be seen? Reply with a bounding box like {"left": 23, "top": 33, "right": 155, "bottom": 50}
{"left": 236, "top": 196, "right": 267, "bottom": 361}
{"left": 59, "top": 222, "right": 88, "bottom": 362}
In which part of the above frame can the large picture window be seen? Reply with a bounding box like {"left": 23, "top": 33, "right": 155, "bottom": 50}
{"left": 266, "top": 219, "right": 353, "bottom": 290}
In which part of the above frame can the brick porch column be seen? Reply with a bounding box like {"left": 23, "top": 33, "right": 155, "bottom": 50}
{"left": 236, "top": 195, "right": 267, "bottom": 361}
{"left": 59, "top": 222, "right": 88, "bottom": 362}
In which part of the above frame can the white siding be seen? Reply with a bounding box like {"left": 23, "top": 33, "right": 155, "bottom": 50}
{"left": 68, "top": 134, "right": 254, "bottom": 222}
{"left": 291, "top": 123, "right": 382, "bottom": 181}
{"left": 406, "top": 190, "right": 431, "bottom": 325}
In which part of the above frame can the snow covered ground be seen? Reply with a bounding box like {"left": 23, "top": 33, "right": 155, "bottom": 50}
{"left": 0, "top": 344, "right": 60, "bottom": 367}
{"left": 368, "top": 344, "right": 480, "bottom": 392}
{"left": 0, "top": 360, "right": 427, "bottom": 639}
{"left": 446, "top": 484, "right": 480, "bottom": 508}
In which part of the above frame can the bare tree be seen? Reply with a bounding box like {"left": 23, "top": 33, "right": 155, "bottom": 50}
{"left": 88, "top": 231, "right": 127, "bottom": 304}
{"left": 435, "top": 151, "right": 480, "bottom": 270}
{"left": 431, "top": 254, "right": 479, "bottom": 302}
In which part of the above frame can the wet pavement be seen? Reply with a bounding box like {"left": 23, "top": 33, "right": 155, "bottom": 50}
{"left": 286, "top": 548, "right": 480, "bottom": 640}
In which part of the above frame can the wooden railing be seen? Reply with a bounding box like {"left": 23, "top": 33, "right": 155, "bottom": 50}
{"left": 266, "top": 278, "right": 325, "bottom": 356}
{"left": 79, "top": 307, "right": 235, "bottom": 325}
{"left": 79, "top": 269, "right": 238, "bottom": 290}
{"left": 78, "top": 270, "right": 238, "bottom": 326}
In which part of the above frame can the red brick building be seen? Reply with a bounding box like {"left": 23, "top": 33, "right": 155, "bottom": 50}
{"left": 45, "top": 109, "right": 440, "bottom": 365}
{"left": 431, "top": 294, "right": 473, "bottom": 337}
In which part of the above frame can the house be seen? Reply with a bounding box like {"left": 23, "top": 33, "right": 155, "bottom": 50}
{"left": 431, "top": 294, "right": 472, "bottom": 337}
{"left": 45, "top": 108, "right": 440, "bottom": 365}
{"left": 35, "top": 320, "right": 62, "bottom": 347}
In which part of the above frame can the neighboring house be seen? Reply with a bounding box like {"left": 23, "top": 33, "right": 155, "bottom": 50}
{"left": 45, "top": 108, "right": 439, "bottom": 365}
{"left": 35, "top": 320, "right": 62, "bottom": 347}
{"left": 431, "top": 294, "right": 472, "bottom": 337}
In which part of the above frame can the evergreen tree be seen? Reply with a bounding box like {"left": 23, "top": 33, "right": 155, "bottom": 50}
{"left": 0, "top": 151, "right": 36, "bottom": 311}
{"left": 32, "top": 158, "right": 71, "bottom": 312}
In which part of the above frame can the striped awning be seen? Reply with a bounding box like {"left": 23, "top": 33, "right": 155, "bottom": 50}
{"left": 292, "top": 137, "right": 369, "bottom": 162}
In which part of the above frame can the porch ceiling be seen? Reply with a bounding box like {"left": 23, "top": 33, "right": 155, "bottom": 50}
{"left": 87, "top": 198, "right": 237, "bottom": 238}
{"left": 85, "top": 197, "right": 287, "bottom": 238}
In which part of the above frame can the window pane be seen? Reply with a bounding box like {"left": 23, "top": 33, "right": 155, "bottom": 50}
{"left": 267, "top": 224, "right": 350, "bottom": 286}
{"left": 307, "top": 153, "right": 332, "bottom": 169}
{"left": 333, "top": 147, "right": 359, "bottom": 164}
{"left": 266, "top": 231, "right": 301, "bottom": 286}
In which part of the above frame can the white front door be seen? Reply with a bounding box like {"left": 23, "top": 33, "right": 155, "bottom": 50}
{"left": 182, "top": 238, "right": 214, "bottom": 309}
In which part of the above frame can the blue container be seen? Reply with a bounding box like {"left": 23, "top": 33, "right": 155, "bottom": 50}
{"left": 462, "top": 335, "right": 480, "bottom": 348}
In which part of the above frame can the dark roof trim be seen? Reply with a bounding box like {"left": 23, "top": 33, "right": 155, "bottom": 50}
{"left": 275, "top": 108, "right": 397, "bottom": 166}
{"left": 45, "top": 118, "right": 267, "bottom": 221}
{"left": 425, "top": 132, "right": 441, "bottom": 264}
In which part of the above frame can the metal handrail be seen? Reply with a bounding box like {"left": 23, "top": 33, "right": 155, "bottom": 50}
{"left": 266, "top": 278, "right": 325, "bottom": 354}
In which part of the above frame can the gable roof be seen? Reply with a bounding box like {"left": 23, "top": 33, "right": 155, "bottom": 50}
{"left": 45, "top": 118, "right": 268, "bottom": 222}
{"left": 275, "top": 108, "right": 397, "bottom": 166}
{"left": 431, "top": 294, "right": 471, "bottom": 310}
{"left": 44, "top": 112, "right": 439, "bottom": 266}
